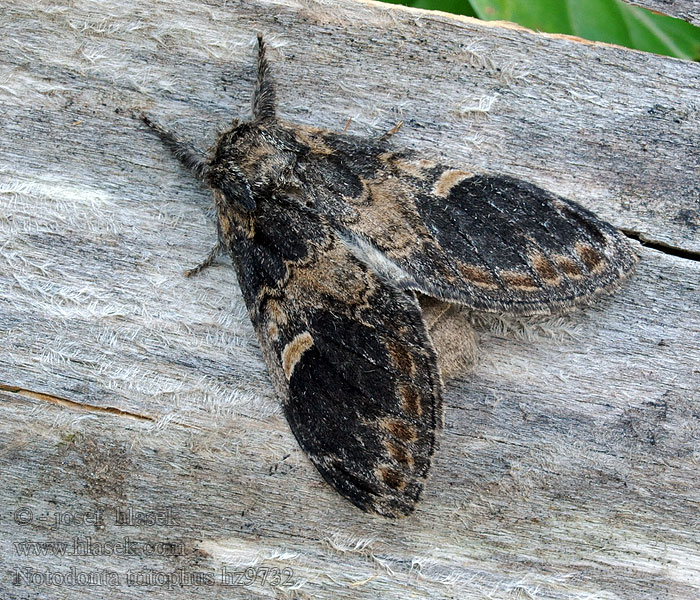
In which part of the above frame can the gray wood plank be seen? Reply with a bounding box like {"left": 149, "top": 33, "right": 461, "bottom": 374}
{"left": 2, "top": 1, "right": 698, "bottom": 598}
{"left": 626, "top": 0, "right": 700, "bottom": 25}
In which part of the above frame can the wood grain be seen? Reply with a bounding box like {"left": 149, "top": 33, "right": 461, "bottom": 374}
{"left": 627, "top": 0, "right": 700, "bottom": 25}
{"left": 1, "top": 1, "right": 698, "bottom": 598}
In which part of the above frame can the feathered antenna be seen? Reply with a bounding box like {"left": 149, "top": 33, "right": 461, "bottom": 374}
{"left": 252, "top": 33, "right": 276, "bottom": 121}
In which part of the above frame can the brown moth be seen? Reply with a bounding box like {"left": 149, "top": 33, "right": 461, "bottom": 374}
{"left": 141, "top": 34, "right": 637, "bottom": 517}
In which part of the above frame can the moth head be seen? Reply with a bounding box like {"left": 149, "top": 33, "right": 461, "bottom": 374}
{"left": 208, "top": 164, "right": 255, "bottom": 213}
{"left": 208, "top": 119, "right": 256, "bottom": 212}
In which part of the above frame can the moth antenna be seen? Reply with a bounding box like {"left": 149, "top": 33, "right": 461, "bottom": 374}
{"left": 252, "top": 33, "right": 276, "bottom": 121}
{"left": 140, "top": 113, "right": 209, "bottom": 181}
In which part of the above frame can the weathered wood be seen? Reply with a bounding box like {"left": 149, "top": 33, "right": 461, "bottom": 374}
{"left": 1, "top": 1, "right": 698, "bottom": 598}
{"left": 626, "top": 0, "right": 700, "bottom": 25}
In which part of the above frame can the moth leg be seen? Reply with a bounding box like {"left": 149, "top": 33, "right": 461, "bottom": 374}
{"left": 184, "top": 239, "right": 225, "bottom": 278}
{"left": 140, "top": 113, "right": 210, "bottom": 181}
{"left": 376, "top": 120, "right": 404, "bottom": 141}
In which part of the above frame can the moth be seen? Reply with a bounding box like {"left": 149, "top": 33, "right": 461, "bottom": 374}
{"left": 141, "top": 34, "right": 637, "bottom": 518}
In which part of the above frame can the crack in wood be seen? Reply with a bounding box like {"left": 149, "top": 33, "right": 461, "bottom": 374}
{"left": 0, "top": 383, "right": 155, "bottom": 422}
{"left": 621, "top": 229, "right": 700, "bottom": 262}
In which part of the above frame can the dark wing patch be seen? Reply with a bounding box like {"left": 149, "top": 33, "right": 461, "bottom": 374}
{"left": 230, "top": 204, "right": 442, "bottom": 518}
{"left": 302, "top": 135, "right": 637, "bottom": 315}
{"left": 407, "top": 174, "right": 637, "bottom": 313}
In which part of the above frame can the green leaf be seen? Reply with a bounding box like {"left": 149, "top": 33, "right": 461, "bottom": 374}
{"left": 566, "top": 0, "right": 633, "bottom": 47}
{"left": 620, "top": 3, "right": 700, "bottom": 60}
{"left": 471, "top": 0, "right": 571, "bottom": 33}
{"left": 417, "top": 0, "right": 700, "bottom": 60}
{"left": 380, "top": 0, "right": 478, "bottom": 17}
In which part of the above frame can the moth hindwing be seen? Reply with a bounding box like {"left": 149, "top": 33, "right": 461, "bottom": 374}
{"left": 141, "top": 33, "right": 636, "bottom": 517}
